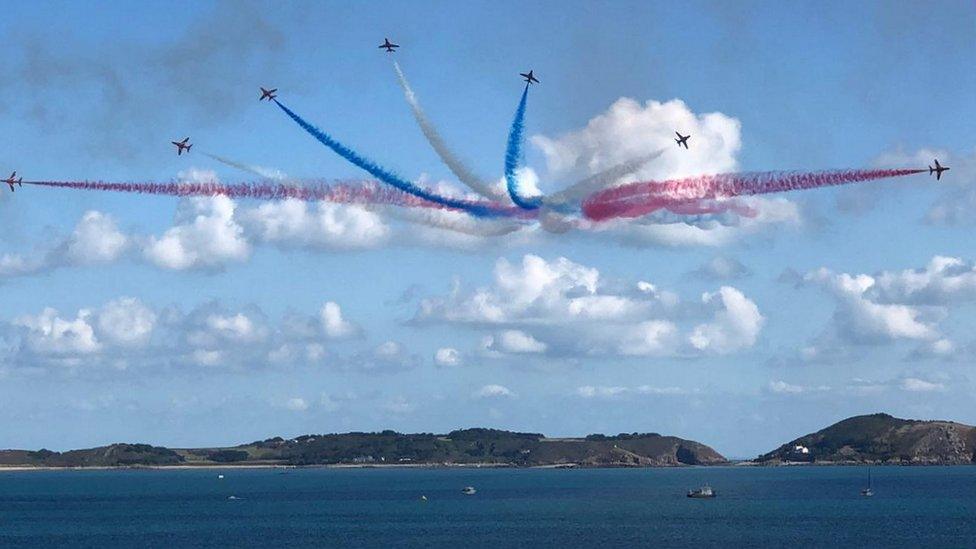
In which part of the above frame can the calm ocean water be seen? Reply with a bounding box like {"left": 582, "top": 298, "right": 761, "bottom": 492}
{"left": 0, "top": 466, "right": 974, "bottom": 548}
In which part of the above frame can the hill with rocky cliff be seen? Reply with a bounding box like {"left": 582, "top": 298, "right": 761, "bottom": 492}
{"left": 757, "top": 413, "right": 976, "bottom": 465}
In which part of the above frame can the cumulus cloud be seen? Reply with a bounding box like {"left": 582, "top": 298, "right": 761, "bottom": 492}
{"left": 485, "top": 330, "right": 547, "bottom": 354}
{"left": 239, "top": 199, "right": 390, "bottom": 250}
{"left": 576, "top": 385, "right": 687, "bottom": 398}
{"left": 693, "top": 256, "right": 751, "bottom": 280}
{"left": 788, "top": 255, "right": 976, "bottom": 362}
{"left": 689, "top": 287, "right": 764, "bottom": 353}
{"left": 434, "top": 347, "right": 462, "bottom": 367}
{"left": 415, "top": 254, "right": 763, "bottom": 359}
{"left": 319, "top": 302, "right": 362, "bottom": 339}
{"left": 0, "top": 211, "right": 130, "bottom": 279}
{"left": 0, "top": 298, "right": 402, "bottom": 374}
{"left": 531, "top": 97, "right": 800, "bottom": 247}
{"left": 15, "top": 307, "right": 101, "bottom": 357}
{"left": 766, "top": 380, "right": 830, "bottom": 395}
{"left": 285, "top": 397, "right": 309, "bottom": 411}
{"left": 900, "top": 377, "right": 945, "bottom": 393}
{"left": 533, "top": 97, "right": 741, "bottom": 183}
{"left": 143, "top": 195, "right": 250, "bottom": 271}
{"left": 96, "top": 298, "right": 156, "bottom": 347}
{"left": 61, "top": 211, "right": 130, "bottom": 265}
{"left": 473, "top": 384, "right": 515, "bottom": 399}
{"left": 802, "top": 267, "right": 939, "bottom": 344}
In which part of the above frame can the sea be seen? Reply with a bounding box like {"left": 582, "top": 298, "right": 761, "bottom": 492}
{"left": 0, "top": 466, "right": 974, "bottom": 548}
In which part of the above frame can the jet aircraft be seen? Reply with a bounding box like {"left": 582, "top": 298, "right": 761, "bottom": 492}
{"left": 675, "top": 132, "right": 691, "bottom": 149}
{"left": 172, "top": 137, "right": 192, "bottom": 155}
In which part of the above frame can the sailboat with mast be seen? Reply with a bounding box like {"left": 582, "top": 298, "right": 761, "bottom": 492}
{"left": 860, "top": 468, "right": 874, "bottom": 497}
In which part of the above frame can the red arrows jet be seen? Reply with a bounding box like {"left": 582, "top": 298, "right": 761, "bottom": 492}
{"left": 171, "top": 137, "right": 192, "bottom": 156}
{"left": 379, "top": 38, "right": 399, "bottom": 52}
{"left": 3, "top": 171, "right": 22, "bottom": 192}
{"left": 675, "top": 132, "right": 691, "bottom": 149}
{"left": 519, "top": 70, "right": 540, "bottom": 84}
{"left": 929, "top": 159, "right": 950, "bottom": 181}
{"left": 259, "top": 87, "right": 277, "bottom": 101}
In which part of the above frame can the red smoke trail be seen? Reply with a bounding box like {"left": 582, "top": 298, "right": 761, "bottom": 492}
{"left": 582, "top": 169, "right": 925, "bottom": 221}
{"left": 24, "top": 179, "right": 531, "bottom": 217}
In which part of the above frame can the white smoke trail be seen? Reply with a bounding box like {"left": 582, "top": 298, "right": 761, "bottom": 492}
{"left": 545, "top": 149, "right": 665, "bottom": 207}
{"left": 392, "top": 61, "right": 507, "bottom": 203}
{"left": 376, "top": 203, "right": 524, "bottom": 237}
{"left": 203, "top": 152, "right": 287, "bottom": 181}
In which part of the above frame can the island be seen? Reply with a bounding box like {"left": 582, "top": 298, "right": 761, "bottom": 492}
{"left": 0, "top": 428, "right": 726, "bottom": 469}
{"left": 756, "top": 413, "right": 976, "bottom": 465}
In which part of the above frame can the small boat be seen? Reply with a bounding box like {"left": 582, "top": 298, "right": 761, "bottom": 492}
{"left": 217, "top": 474, "right": 224, "bottom": 479}
{"left": 461, "top": 486, "right": 477, "bottom": 495}
{"left": 420, "top": 495, "right": 428, "bottom": 502}
{"left": 687, "top": 485, "right": 716, "bottom": 498}
{"left": 861, "top": 469, "right": 874, "bottom": 497}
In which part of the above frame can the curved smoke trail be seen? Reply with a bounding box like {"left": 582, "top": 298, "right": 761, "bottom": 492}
{"left": 544, "top": 149, "right": 666, "bottom": 208}
{"left": 378, "top": 205, "right": 525, "bottom": 237}
{"left": 272, "top": 99, "right": 510, "bottom": 217}
{"left": 582, "top": 168, "right": 926, "bottom": 221}
{"left": 392, "top": 61, "right": 505, "bottom": 202}
{"left": 504, "top": 85, "right": 541, "bottom": 210}
{"left": 202, "top": 152, "right": 286, "bottom": 180}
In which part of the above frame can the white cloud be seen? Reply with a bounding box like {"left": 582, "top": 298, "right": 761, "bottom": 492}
{"left": 487, "top": 330, "right": 547, "bottom": 354}
{"left": 473, "top": 384, "right": 515, "bottom": 399}
{"left": 533, "top": 97, "right": 741, "bottom": 183}
{"left": 320, "top": 302, "right": 360, "bottom": 339}
{"left": 802, "top": 267, "right": 939, "bottom": 343}
{"left": 576, "top": 385, "right": 628, "bottom": 398}
{"left": 0, "top": 252, "right": 46, "bottom": 278}
{"left": 96, "top": 297, "right": 156, "bottom": 347}
{"left": 0, "top": 210, "right": 130, "bottom": 279}
{"left": 434, "top": 347, "right": 462, "bottom": 367}
{"left": 240, "top": 199, "right": 390, "bottom": 250}
{"left": 789, "top": 256, "right": 976, "bottom": 362}
{"left": 900, "top": 377, "right": 945, "bottom": 393}
{"left": 689, "top": 287, "right": 765, "bottom": 353}
{"left": 530, "top": 97, "right": 800, "bottom": 247}
{"left": 417, "top": 254, "right": 762, "bottom": 359}
{"left": 576, "top": 385, "right": 688, "bottom": 398}
{"left": 143, "top": 196, "right": 250, "bottom": 270}
{"left": 63, "top": 211, "right": 129, "bottom": 265}
{"left": 204, "top": 313, "right": 267, "bottom": 344}
{"left": 0, "top": 298, "right": 410, "bottom": 374}
{"left": 15, "top": 308, "right": 101, "bottom": 357}
{"left": 872, "top": 256, "right": 976, "bottom": 305}
{"left": 768, "top": 380, "right": 805, "bottom": 394}
{"left": 285, "top": 397, "right": 309, "bottom": 411}
{"left": 383, "top": 395, "right": 414, "bottom": 414}
{"left": 694, "top": 256, "right": 750, "bottom": 280}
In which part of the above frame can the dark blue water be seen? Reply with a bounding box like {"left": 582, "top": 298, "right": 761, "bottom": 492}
{"left": 0, "top": 466, "right": 974, "bottom": 548}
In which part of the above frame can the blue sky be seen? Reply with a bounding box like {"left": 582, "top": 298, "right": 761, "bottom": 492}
{"left": 0, "top": 1, "right": 974, "bottom": 458}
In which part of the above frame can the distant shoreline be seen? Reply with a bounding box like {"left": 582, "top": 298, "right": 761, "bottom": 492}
{"left": 1, "top": 461, "right": 973, "bottom": 472}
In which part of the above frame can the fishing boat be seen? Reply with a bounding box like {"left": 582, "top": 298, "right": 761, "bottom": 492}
{"left": 461, "top": 486, "right": 477, "bottom": 495}
{"left": 687, "top": 485, "right": 716, "bottom": 498}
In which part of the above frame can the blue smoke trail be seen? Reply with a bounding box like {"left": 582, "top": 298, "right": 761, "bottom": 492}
{"left": 273, "top": 99, "right": 499, "bottom": 217}
{"left": 504, "top": 85, "right": 541, "bottom": 210}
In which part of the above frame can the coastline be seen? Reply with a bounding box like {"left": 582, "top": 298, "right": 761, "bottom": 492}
{"left": 1, "top": 461, "right": 973, "bottom": 472}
